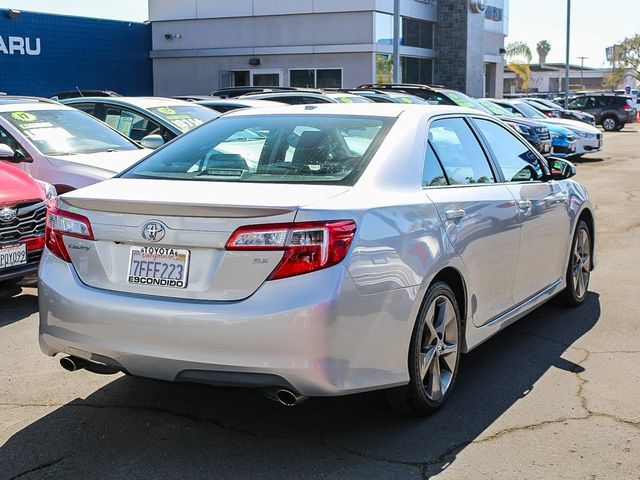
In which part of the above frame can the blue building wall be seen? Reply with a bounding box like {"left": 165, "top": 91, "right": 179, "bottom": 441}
{"left": 0, "top": 9, "right": 152, "bottom": 96}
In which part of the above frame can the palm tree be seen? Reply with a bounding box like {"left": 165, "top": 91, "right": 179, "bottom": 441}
{"left": 537, "top": 40, "right": 551, "bottom": 65}
{"left": 505, "top": 42, "right": 533, "bottom": 92}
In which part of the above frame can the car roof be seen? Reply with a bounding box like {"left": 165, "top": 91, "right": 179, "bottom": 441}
{"left": 61, "top": 96, "right": 198, "bottom": 109}
{"left": 0, "top": 97, "right": 73, "bottom": 113}
{"left": 196, "top": 99, "right": 282, "bottom": 107}
{"left": 221, "top": 103, "right": 483, "bottom": 119}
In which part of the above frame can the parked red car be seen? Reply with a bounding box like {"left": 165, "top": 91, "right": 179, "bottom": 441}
{"left": 0, "top": 158, "right": 56, "bottom": 285}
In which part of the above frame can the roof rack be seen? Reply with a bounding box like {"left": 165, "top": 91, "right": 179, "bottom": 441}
{"left": 356, "top": 83, "right": 440, "bottom": 91}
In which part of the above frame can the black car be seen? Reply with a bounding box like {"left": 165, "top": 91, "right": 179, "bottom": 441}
{"left": 524, "top": 98, "right": 596, "bottom": 126}
{"left": 567, "top": 94, "right": 636, "bottom": 131}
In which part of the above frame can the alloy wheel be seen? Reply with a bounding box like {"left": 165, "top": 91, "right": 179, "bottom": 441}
{"left": 602, "top": 118, "right": 617, "bottom": 131}
{"left": 419, "top": 295, "right": 459, "bottom": 401}
{"left": 572, "top": 228, "right": 591, "bottom": 300}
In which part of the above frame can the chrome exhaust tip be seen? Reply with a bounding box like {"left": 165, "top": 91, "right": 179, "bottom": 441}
{"left": 59, "top": 356, "right": 89, "bottom": 372}
{"left": 261, "top": 387, "right": 307, "bottom": 406}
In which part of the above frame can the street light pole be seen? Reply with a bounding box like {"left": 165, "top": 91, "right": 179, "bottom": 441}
{"left": 393, "top": 0, "right": 401, "bottom": 83}
{"left": 578, "top": 56, "right": 589, "bottom": 90}
{"left": 564, "top": 0, "right": 571, "bottom": 108}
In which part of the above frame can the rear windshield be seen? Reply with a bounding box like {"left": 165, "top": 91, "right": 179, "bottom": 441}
{"left": 147, "top": 105, "right": 219, "bottom": 133}
{"left": 0, "top": 109, "right": 137, "bottom": 155}
{"left": 121, "top": 114, "right": 395, "bottom": 185}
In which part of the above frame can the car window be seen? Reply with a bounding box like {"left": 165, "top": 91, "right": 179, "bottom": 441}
{"left": 569, "top": 97, "right": 587, "bottom": 109}
{"left": 122, "top": 114, "right": 395, "bottom": 186}
{"left": 73, "top": 103, "right": 96, "bottom": 115}
{"left": 428, "top": 118, "right": 495, "bottom": 185}
{"left": 0, "top": 109, "right": 138, "bottom": 155}
{"left": 422, "top": 144, "right": 448, "bottom": 187}
{"left": 474, "top": 118, "right": 544, "bottom": 182}
{"left": 104, "top": 107, "right": 161, "bottom": 141}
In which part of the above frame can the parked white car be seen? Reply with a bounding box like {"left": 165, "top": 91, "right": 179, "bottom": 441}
{"left": 0, "top": 97, "right": 150, "bottom": 192}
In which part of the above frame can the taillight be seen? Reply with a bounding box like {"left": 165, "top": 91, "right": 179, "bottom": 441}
{"left": 623, "top": 104, "right": 633, "bottom": 112}
{"left": 45, "top": 198, "right": 94, "bottom": 262}
{"left": 226, "top": 220, "right": 357, "bottom": 280}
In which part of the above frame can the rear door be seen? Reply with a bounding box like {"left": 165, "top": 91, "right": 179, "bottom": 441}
{"left": 473, "top": 117, "right": 571, "bottom": 304}
{"left": 424, "top": 117, "right": 521, "bottom": 326}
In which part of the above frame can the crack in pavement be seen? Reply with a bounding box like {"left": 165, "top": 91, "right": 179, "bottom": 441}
{"left": 8, "top": 455, "right": 69, "bottom": 480}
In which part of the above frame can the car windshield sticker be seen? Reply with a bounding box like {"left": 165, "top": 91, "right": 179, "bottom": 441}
{"left": 400, "top": 97, "right": 414, "bottom": 104}
{"left": 341, "top": 97, "right": 354, "bottom": 104}
{"left": 156, "top": 106, "right": 176, "bottom": 115}
{"left": 151, "top": 107, "right": 205, "bottom": 132}
{"left": 446, "top": 92, "right": 476, "bottom": 108}
{"left": 23, "top": 126, "right": 72, "bottom": 143}
{"left": 11, "top": 111, "right": 38, "bottom": 123}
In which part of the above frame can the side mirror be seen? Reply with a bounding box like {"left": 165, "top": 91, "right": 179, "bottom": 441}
{"left": 140, "top": 134, "right": 165, "bottom": 149}
{"left": 547, "top": 157, "right": 577, "bottom": 180}
{"left": 0, "top": 144, "right": 15, "bottom": 159}
{"left": 0, "top": 144, "right": 32, "bottom": 163}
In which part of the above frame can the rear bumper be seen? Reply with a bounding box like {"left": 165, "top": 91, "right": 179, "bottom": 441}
{"left": 38, "top": 249, "right": 413, "bottom": 396}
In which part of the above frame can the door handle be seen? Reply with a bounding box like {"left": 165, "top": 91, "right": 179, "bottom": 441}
{"left": 445, "top": 209, "right": 466, "bottom": 221}
{"left": 518, "top": 200, "right": 532, "bottom": 211}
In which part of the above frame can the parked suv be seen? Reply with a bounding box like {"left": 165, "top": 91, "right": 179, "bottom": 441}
{"left": 0, "top": 158, "right": 56, "bottom": 285}
{"left": 567, "top": 94, "right": 636, "bottom": 131}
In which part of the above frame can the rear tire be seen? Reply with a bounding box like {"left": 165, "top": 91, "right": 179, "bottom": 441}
{"left": 601, "top": 116, "right": 619, "bottom": 132}
{"left": 560, "top": 220, "right": 592, "bottom": 306}
{"left": 386, "top": 282, "right": 462, "bottom": 415}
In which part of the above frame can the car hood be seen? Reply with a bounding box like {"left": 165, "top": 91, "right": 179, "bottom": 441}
{"left": 542, "top": 118, "right": 599, "bottom": 134}
{"left": 0, "top": 161, "right": 44, "bottom": 207}
{"left": 46, "top": 149, "right": 150, "bottom": 179}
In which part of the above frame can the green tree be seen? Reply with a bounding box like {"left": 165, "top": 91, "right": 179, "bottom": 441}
{"left": 506, "top": 42, "right": 533, "bottom": 92}
{"left": 536, "top": 40, "right": 551, "bottom": 65}
{"left": 610, "top": 35, "right": 640, "bottom": 85}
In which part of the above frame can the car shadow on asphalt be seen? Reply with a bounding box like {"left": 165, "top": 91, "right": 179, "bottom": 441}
{"left": 0, "top": 291, "right": 38, "bottom": 328}
{"left": 572, "top": 156, "right": 605, "bottom": 164}
{"left": 0, "top": 293, "right": 601, "bottom": 479}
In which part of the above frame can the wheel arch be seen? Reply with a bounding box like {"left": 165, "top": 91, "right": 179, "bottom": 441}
{"left": 429, "top": 266, "right": 469, "bottom": 350}
{"left": 576, "top": 207, "right": 596, "bottom": 270}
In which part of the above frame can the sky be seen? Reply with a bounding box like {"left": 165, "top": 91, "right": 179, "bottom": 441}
{"left": 506, "top": 0, "right": 640, "bottom": 68}
{"left": 1, "top": 0, "right": 639, "bottom": 69}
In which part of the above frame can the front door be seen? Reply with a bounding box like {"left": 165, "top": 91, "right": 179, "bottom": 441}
{"left": 472, "top": 117, "right": 571, "bottom": 304}
{"left": 425, "top": 117, "right": 521, "bottom": 327}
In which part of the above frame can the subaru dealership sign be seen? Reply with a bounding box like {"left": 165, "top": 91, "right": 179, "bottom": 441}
{"left": 0, "top": 36, "right": 41, "bottom": 55}
{"left": 0, "top": 9, "right": 151, "bottom": 96}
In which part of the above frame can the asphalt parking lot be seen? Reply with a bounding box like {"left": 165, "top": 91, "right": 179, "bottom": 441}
{"left": 2, "top": 127, "right": 640, "bottom": 480}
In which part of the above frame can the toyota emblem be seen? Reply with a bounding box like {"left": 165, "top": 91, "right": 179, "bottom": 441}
{"left": 141, "top": 221, "right": 166, "bottom": 242}
{"left": 0, "top": 208, "right": 17, "bottom": 223}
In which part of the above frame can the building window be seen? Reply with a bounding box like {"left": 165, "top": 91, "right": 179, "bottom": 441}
{"left": 401, "top": 57, "right": 433, "bottom": 85}
{"left": 401, "top": 18, "right": 434, "bottom": 49}
{"left": 290, "top": 69, "right": 342, "bottom": 88}
{"left": 376, "top": 54, "right": 394, "bottom": 83}
{"left": 375, "top": 13, "right": 394, "bottom": 45}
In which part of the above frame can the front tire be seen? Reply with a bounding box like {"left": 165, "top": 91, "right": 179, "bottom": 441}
{"left": 601, "top": 116, "right": 619, "bottom": 132}
{"left": 386, "top": 282, "right": 462, "bottom": 415}
{"left": 561, "top": 220, "right": 592, "bottom": 306}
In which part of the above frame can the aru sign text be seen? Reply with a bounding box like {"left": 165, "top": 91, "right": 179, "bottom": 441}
{"left": 0, "top": 36, "right": 41, "bottom": 55}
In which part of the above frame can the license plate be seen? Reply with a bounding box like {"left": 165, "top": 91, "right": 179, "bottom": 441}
{"left": 0, "top": 243, "right": 27, "bottom": 270}
{"left": 127, "top": 246, "right": 190, "bottom": 289}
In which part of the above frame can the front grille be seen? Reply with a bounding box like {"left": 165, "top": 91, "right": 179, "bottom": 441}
{"left": 0, "top": 201, "right": 46, "bottom": 245}
{"left": 535, "top": 127, "right": 550, "bottom": 141}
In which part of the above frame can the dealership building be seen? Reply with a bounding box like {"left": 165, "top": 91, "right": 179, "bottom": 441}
{"left": 150, "top": 0, "right": 509, "bottom": 97}
{"left": 0, "top": 9, "right": 152, "bottom": 97}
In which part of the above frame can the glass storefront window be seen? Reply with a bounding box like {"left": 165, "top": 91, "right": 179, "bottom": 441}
{"left": 290, "top": 69, "right": 342, "bottom": 88}
{"left": 376, "top": 54, "right": 393, "bottom": 83}
{"left": 401, "top": 18, "right": 434, "bottom": 49}
{"left": 375, "top": 13, "right": 394, "bottom": 45}
{"left": 401, "top": 57, "right": 433, "bottom": 85}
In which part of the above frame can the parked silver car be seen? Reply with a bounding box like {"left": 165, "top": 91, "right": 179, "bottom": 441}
{"left": 39, "top": 104, "right": 595, "bottom": 414}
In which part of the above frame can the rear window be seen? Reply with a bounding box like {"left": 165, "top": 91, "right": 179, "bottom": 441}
{"left": 122, "top": 114, "right": 395, "bottom": 185}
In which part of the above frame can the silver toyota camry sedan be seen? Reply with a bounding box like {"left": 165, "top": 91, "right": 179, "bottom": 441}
{"left": 39, "top": 104, "right": 595, "bottom": 415}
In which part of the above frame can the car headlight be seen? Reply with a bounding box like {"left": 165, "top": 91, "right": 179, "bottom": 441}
{"left": 36, "top": 180, "right": 57, "bottom": 202}
{"left": 515, "top": 124, "right": 532, "bottom": 135}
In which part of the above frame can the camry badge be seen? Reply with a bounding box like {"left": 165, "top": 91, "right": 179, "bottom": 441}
{"left": 0, "top": 208, "right": 17, "bottom": 223}
{"left": 141, "top": 221, "right": 166, "bottom": 242}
